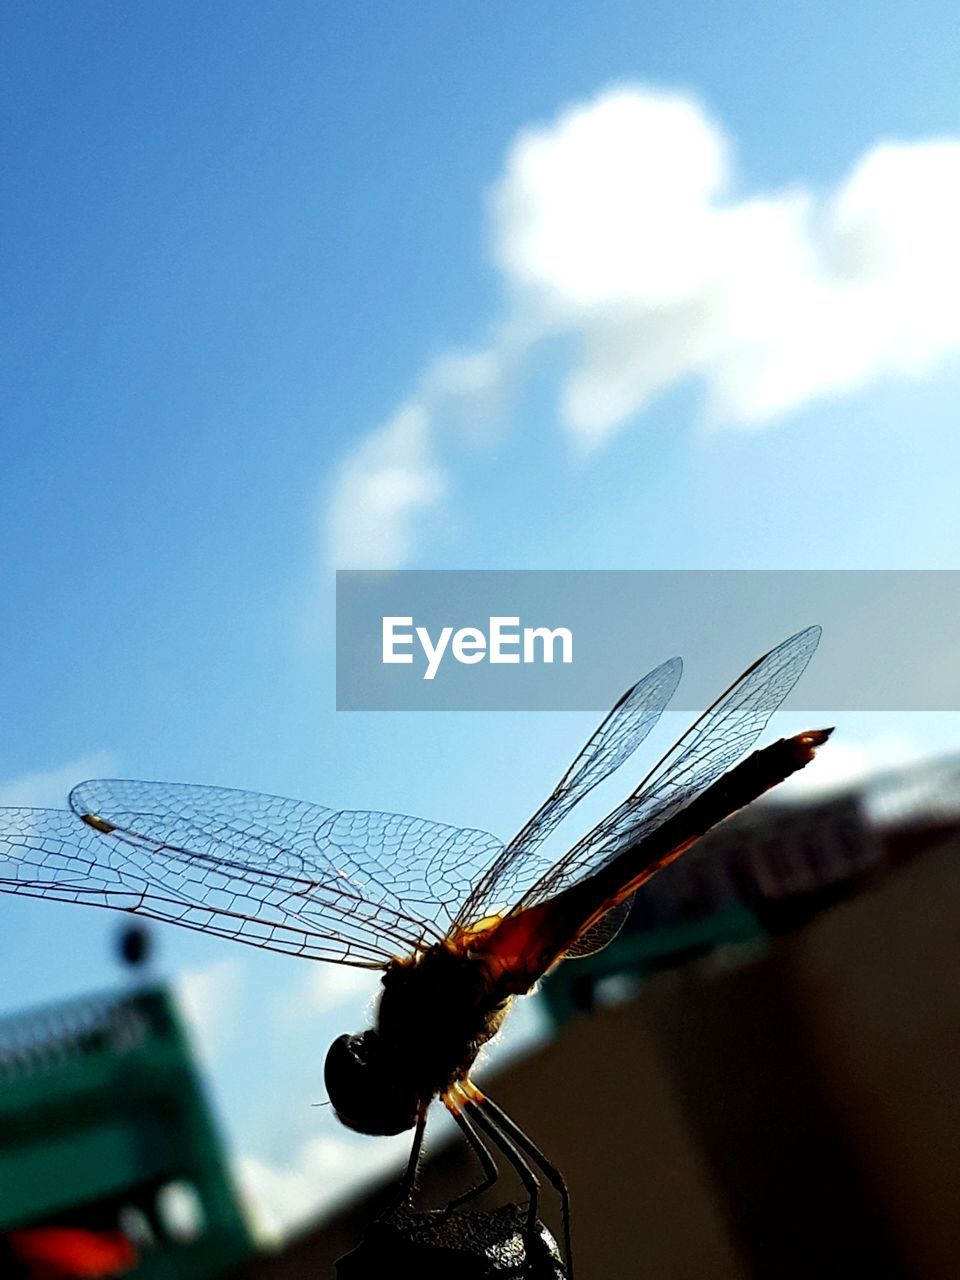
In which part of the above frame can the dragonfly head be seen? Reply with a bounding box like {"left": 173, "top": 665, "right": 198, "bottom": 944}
{"left": 324, "top": 1031, "right": 420, "bottom": 1136}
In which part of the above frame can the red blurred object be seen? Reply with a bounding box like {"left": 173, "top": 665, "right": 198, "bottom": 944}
{"left": 7, "top": 1227, "right": 137, "bottom": 1279}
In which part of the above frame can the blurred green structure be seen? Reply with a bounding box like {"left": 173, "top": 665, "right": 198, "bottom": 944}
{"left": 0, "top": 985, "right": 253, "bottom": 1278}
{"left": 540, "top": 904, "right": 762, "bottom": 1026}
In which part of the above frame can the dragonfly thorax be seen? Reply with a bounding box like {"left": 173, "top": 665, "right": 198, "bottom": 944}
{"left": 324, "top": 944, "right": 510, "bottom": 1137}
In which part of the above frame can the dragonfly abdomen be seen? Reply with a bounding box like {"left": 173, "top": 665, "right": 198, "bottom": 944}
{"left": 572, "top": 728, "right": 833, "bottom": 939}
{"left": 481, "top": 729, "right": 832, "bottom": 990}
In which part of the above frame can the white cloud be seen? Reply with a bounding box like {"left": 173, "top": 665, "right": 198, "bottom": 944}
{"left": 492, "top": 88, "right": 730, "bottom": 316}
{"left": 276, "top": 961, "right": 380, "bottom": 1025}
{"left": 324, "top": 83, "right": 960, "bottom": 566}
{"left": 325, "top": 403, "right": 446, "bottom": 570}
{"left": 0, "top": 751, "right": 117, "bottom": 808}
{"left": 236, "top": 1128, "right": 410, "bottom": 1241}
{"left": 323, "top": 328, "right": 525, "bottom": 569}
{"left": 176, "top": 957, "right": 243, "bottom": 1069}
{"left": 494, "top": 87, "right": 960, "bottom": 439}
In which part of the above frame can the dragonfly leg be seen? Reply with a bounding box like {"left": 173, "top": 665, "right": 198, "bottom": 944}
{"left": 442, "top": 1092, "right": 499, "bottom": 1211}
{"left": 475, "top": 1088, "right": 572, "bottom": 1277}
{"left": 384, "top": 1109, "right": 427, "bottom": 1213}
{"left": 462, "top": 1096, "right": 541, "bottom": 1240}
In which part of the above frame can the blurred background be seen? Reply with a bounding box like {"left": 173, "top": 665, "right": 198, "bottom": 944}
{"left": 3, "top": 3, "right": 960, "bottom": 1276}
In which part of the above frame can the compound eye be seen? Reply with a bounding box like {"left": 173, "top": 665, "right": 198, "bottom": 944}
{"left": 323, "top": 1031, "right": 419, "bottom": 1136}
{"left": 324, "top": 1032, "right": 371, "bottom": 1126}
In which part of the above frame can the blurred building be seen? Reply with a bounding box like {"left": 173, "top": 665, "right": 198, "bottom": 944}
{"left": 247, "top": 753, "right": 960, "bottom": 1280}
{"left": 0, "top": 986, "right": 252, "bottom": 1279}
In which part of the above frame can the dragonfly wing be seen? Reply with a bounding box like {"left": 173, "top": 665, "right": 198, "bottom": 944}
{"left": 513, "top": 625, "right": 822, "bottom": 912}
{"left": 0, "top": 781, "right": 503, "bottom": 968}
{"left": 452, "top": 656, "right": 682, "bottom": 930}
{"left": 561, "top": 898, "right": 632, "bottom": 958}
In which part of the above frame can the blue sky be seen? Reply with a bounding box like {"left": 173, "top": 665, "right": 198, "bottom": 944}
{"left": 3, "top": 0, "right": 960, "bottom": 1238}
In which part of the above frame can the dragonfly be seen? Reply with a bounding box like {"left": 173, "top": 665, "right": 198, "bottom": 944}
{"left": 0, "top": 626, "right": 829, "bottom": 1275}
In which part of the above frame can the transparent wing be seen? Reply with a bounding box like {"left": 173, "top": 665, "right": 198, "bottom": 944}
{"left": 453, "top": 656, "right": 682, "bottom": 928}
{"left": 562, "top": 898, "right": 632, "bottom": 958}
{"left": 514, "top": 625, "right": 822, "bottom": 913}
{"left": 0, "top": 781, "right": 504, "bottom": 968}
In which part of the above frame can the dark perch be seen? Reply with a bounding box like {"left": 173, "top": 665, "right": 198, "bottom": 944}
{"left": 335, "top": 1203, "right": 566, "bottom": 1279}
